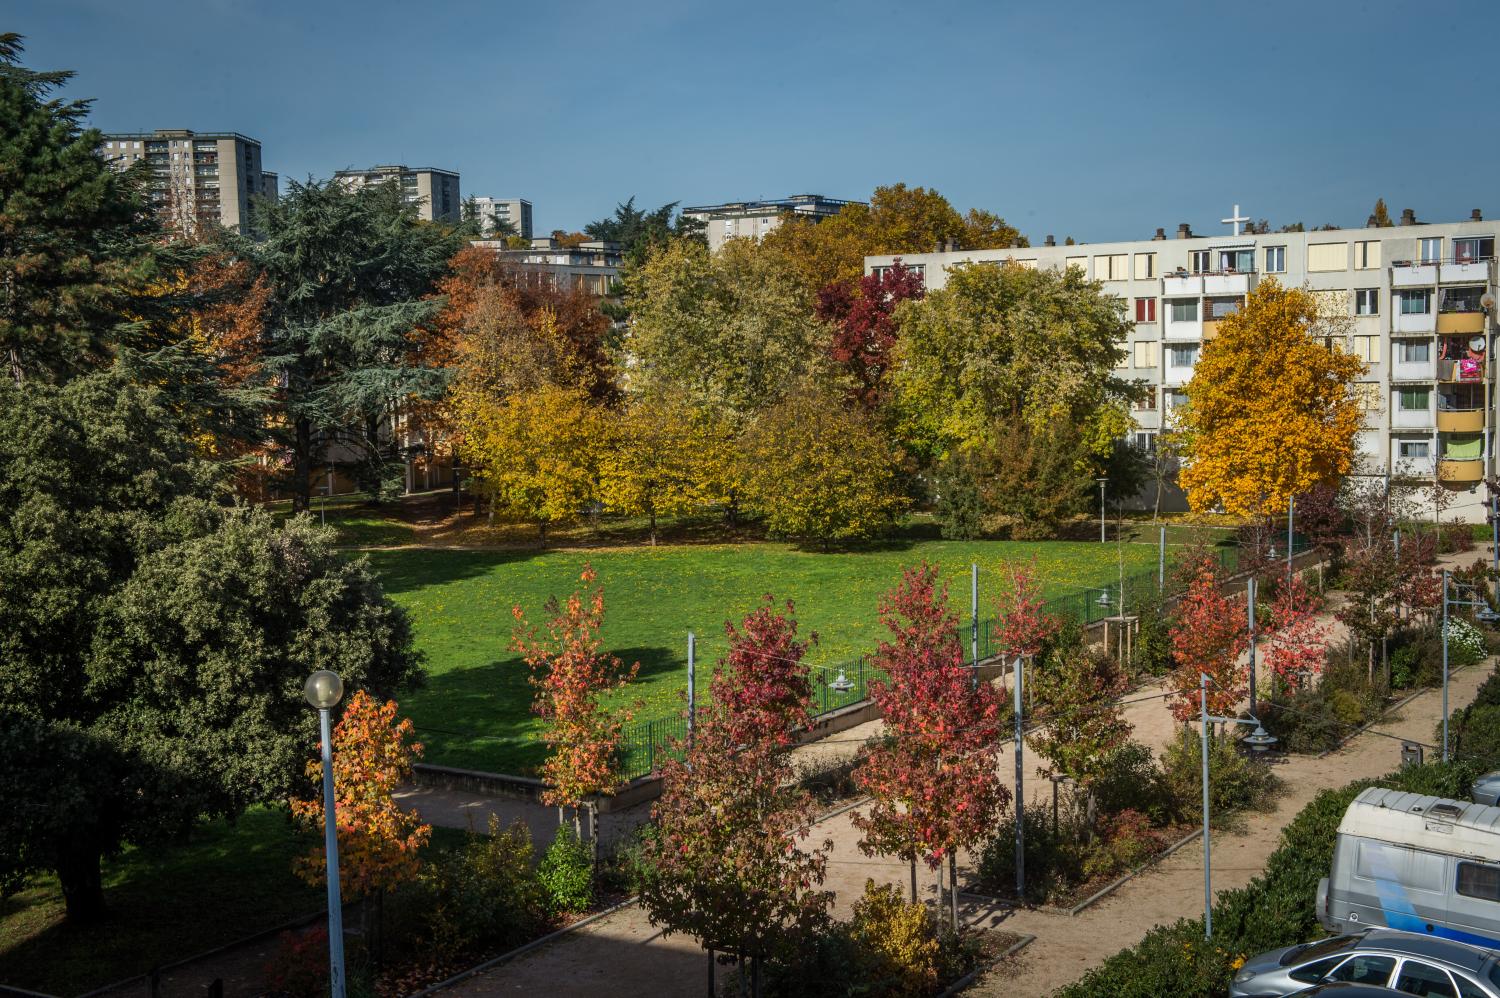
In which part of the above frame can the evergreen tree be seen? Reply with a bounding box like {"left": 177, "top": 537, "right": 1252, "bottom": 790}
{"left": 0, "top": 33, "right": 157, "bottom": 383}
{"left": 1371, "top": 198, "right": 1393, "bottom": 227}
{"left": 241, "top": 179, "right": 462, "bottom": 508}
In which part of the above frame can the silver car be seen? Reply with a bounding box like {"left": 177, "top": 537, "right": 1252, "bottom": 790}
{"left": 1230, "top": 930, "right": 1500, "bottom": 998}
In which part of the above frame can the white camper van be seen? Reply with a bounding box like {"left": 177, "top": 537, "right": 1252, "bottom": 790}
{"left": 1319, "top": 787, "right": 1500, "bottom": 949}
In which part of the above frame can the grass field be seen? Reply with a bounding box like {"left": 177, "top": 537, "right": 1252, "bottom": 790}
{"left": 366, "top": 538, "right": 1166, "bottom": 775}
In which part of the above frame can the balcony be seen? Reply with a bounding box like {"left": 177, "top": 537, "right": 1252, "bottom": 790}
{"left": 1392, "top": 264, "right": 1438, "bottom": 287}
{"left": 1202, "top": 319, "right": 1221, "bottom": 340}
{"left": 1394, "top": 455, "right": 1436, "bottom": 477}
{"left": 1391, "top": 358, "right": 1436, "bottom": 381}
{"left": 1204, "top": 273, "right": 1253, "bottom": 295}
{"left": 1437, "top": 357, "right": 1485, "bottom": 382}
{"left": 1393, "top": 311, "right": 1435, "bottom": 334}
{"left": 1439, "top": 458, "right": 1484, "bottom": 483}
{"left": 1163, "top": 275, "right": 1203, "bottom": 295}
{"left": 1437, "top": 312, "right": 1485, "bottom": 335}
{"left": 1392, "top": 405, "right": 1433, "bottom": 429}
{"left": 1437, "top": 409, "right": 1485, "bottom": 432}
{"left": 1442, "top": 261, "right": 1491, "bottom": 284}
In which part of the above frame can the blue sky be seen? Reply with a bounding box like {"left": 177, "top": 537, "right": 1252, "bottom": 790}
{"left": 14, "top": 0, "right": 1500, "bottom": 241}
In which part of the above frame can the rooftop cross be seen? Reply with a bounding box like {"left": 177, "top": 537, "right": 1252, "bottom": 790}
{"left": 1221, "top": 203, "right": 1249, "bottom": 236}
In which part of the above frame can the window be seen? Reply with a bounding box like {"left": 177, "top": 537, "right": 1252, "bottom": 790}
{"left": 1190, "top": 250, "right": 1211, "bottom": 274}
{"left": 1135, "top": 298, "right": 1157, "bottom": 323}
{"left": 1398, "top": 341, "right": 1432, "bottom": 364}
{"left": 1456, "top": 976, "right": 1491, "bottom": 998}
{"left": 1265, "top": 245, "right": 1286, "bottom": 273}
{"left": 1168, "top": 298, "right": 1198, "bottom": 322}
{"left": 1133, "top": 431, "right": 1156, "bottom": 453}
{"left": 1167, "top": 344, "right": 1200, "bottom": 367}
{"left": 1134, "top": 253, "right": 1157, "bottom": 279}
{"left": 1133, "top": 391, "right": 1157, "bottom": 411}
{"left": 1454, "top": 237, "right": 1494, "bottom": 263}
{"left": 1328, "top": 955, "right": 1396, "bottom": 986}
{"left": 1354, "top": 240, "right": 1382, "bottom": 269}
{"left": 1065, "top": 256, "right": 1086, "bottom": 273}
{"left": 1207, "top": 296, "right": 1241, "bottom": 319}
{"left": 1307, "top": 243, "right": 1348, "bottom": 271}
{"left": 1164, "top": 390, "right": 1188, "bottom": 411}
{"left": 1395, "top": 960, "right": 1457, "bottom": 998}
{"left": 1134, "top": 341, "right": 1159, "bottom": 368}
{"left": 1399, "top": 388, "right": 1431, "bottom": 410}
{"left": 1420, "top": 237, "right": 1442, "bottom": 264}
{"left": 1352, "top": 336, "right": 1379, "bottom": 362}
{"left": 1399, "top": 440, "right": 1432, "bottom": 459}
{"left": 1355, "top": 289, "right": 1380, "bottom": 316}
{"left": 1288, "top": 956, "right": 1347, "bottom": 985}
{"left": 1217, "top": 248, "right": 1254, "bottom": 273}
{"left": 1441, "top": 286, "right": 1485, "bottom": 313}
{"left": 1457, "top": 862, "right": 1500, "bottom": 902}
{"left": 1399, "top": 289, "right": 1433, "bottom": 314}
{"left": 1095, "top": 254, "right": 1127, "bottom": 280}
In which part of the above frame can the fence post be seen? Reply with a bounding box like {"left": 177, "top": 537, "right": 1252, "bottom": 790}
{"left": 648, "top": 720, "right": 656, "bottom": 773}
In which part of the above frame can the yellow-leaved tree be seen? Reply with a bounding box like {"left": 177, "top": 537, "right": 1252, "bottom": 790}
{"left": 598, "top": 394, "right": 734, "bottom": 544}
{"left": 456, "top": 382, "right": 606, "bottom": 541}
{"left": 1177, "top": 280, "right": 1366, "bottom": 516}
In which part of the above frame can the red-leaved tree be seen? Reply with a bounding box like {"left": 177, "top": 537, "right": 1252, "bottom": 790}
{"left": 716, "top": 596, "right": 815, "bottom": 748}
{"left": 852, "top": 564, "right": 1008, "bottom": 926}
{"left": 815, "top": 259, "right": 925, "bottom": 408}
{"left": 512, "top": 564, "right": 640, "bottom": 833}
{"left": 1262, "top": 573, "right": 1328, "bottom": 692}
{"left": 1167, "top": 556, "right": 1247, "bottom": 721}
{"left": 994, "top": 559, "right": 1061, "bottom": 663}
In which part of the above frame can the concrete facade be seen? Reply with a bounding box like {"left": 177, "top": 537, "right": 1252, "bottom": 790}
{"left": 100, "top": 129, "right": 274, "bottom": 233}
{"left": 469, "top": 196, "right": 533, "bottom": 239}
{"left": 867, "top": 210, "right": 1500, "bottom": 522}
{"left": 334, "top": 165, "right": 461, "bottom": 223}
{"left": 469, "top": 237, "right": 623, "bottom": 296}
{"left": 681, "top": 193, "right": 861, "bottom": 252}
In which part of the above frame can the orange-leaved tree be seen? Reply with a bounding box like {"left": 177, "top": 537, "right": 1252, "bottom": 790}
{"left": 291, "top": 691, "right": 431, "bottom": 900}
{"left": 1166, "top": 556, "right": 1247, "bottom": 722}
{"left": 512, "top": 564, "right": 639, "bottom": 839}
{"left": 1177, "top": 280, "right": 1365, "bottom": 516}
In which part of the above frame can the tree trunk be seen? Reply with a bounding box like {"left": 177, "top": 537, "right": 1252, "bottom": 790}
{"left": 57, "top": 847, "right": 106, "bottom": 924}
{"left": 910, "top": 858, "right": 917, "bottom": 902}
{"left": 949, "top": 853, "right": 959, "bottom": 934}
{"left": 538, "top": 520, "right": 547, "bottom": 545}
{"left": 293, "top": 416, "right": 313, "bottom": 513}
{"left": 650, "top": 509, "right": 657, "bottom": 547}
{"left": 707, "top": 949, "right": 715, "bottom": 998}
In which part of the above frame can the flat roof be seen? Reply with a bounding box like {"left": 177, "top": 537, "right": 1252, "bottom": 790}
{"left": 681, "top": 194, "right": 863, "bottom": 213}
{"left": 102, "top": 129, "right": 261, "bottom": 145}
{"left": 333, "top": 165, "right": 459, "bottom": 178}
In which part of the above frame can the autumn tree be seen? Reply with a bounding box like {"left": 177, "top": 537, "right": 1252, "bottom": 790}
{"left": 762, "top": 183, "right": 1024, "bottom": 292}
{"left": 512, "top": 565, "right": 639, "bottom": 839}
{"left": 994, "top": 560, "right": 1062, "bottom": 663}
{"left": 737, "top": 384, "right": 910, "bottom": 547}
{"left": 1371, "top": 199, "right": 1393, "bottom": 227}
{"left": 852, "top": 565, "right": 1008, "bottom": 927}
{"left": 598, "top": 394, "right": 732, "bottom": 544}
{"left": 1176, "top": 280, "right": 1366, "bottom": 517}
{"left": 1262, "top": 574, "right": 1328, "bottom": 692}
{"left": 637, "top": 600, "right": 831, "bottom": 984}
{"left": 625, "top": 238, "right": 822, "bottom": 420}
{"left": 890, "top": 260, "right": 1135, "bottom": 469}
{"left": 1337, "top": 533, "right": 1441, "bottom": 682}
{"left": 456, "top": 383, "right": 607, "bottom": 540}
{"left": 1026, "top": 645, "right": 1132, "bottom": 821}
{"left": 815, "top": 258, "right": 925, "bottom": 408}
{"left": 291, "top": 691, "right": 430, "bottom": 955}
{"left": 1167, "top": 557, "right": 1247, "bottom": 722}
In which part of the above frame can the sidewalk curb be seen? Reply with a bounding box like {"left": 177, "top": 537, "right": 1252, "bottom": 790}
{"left": 937, "top": 933, "right": 1036, "bottom": 997}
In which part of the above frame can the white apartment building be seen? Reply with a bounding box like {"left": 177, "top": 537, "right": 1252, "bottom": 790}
{"left": 682, "top": 194, "right": 862, "bottom": 252}
{"left": 469, "top": 237, "right": 623, "bottom": 296}
{"left": 333, "top": 165, "right": 461, "bottom": 223}
{"left": 867, "top": 207, "right": 1500, "bottom": 522}
{"left": 100, "top": 129, "right": 276, "bottom": 233}
{"left": 469, "top": 196, "right": 533, "bottom": 239}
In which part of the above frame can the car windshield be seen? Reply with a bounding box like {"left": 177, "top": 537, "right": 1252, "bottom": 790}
{"left": 1283, "top": 936, "right": 1361, "bottom": 967}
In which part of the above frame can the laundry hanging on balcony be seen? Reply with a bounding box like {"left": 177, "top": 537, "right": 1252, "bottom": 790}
{"left": 1458, "top": 358, "right": 1482, "bottom": 381}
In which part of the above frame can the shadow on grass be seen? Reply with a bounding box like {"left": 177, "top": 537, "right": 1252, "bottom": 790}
{"left": 359, "top": 547, "right": 536, "bottom": 596}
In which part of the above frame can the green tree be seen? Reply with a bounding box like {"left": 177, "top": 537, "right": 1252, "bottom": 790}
{"left": 889, "top": 261, "right": 1135, "bottom": 469}
{"left": 599, "top": 394, "right": 732, "bottom": 544}
{"left": 737, "top": 385, "right": 909, "bottom": 547}
{"left": 0, "top": 34, "right": 157, "bottom": 383}
{"left": 242, "top": 178, "right": 461, "bottom": 508}
{"left": 0, "top": 368, "right": 421, "bottom": 922}
{"left": 1371, "top": 199, "right": 1393, "bottom": 227}
{"left": 625, "top": 238, "right": 822, "bottom": 420}
{"left": 585, "top": 195, "right": 705, "bottom": 264}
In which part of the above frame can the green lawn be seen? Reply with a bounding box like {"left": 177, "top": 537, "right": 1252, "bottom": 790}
{"left": 0, "top": 807, "right": 323, "bottom": 996}
{"left": 365, "top": 539, "right": 1165, "bottom": 775}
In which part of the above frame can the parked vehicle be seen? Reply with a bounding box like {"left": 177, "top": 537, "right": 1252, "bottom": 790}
{"left": 1289, "top": 984, "right": 1420, "bottom": 997}
{"left": 1471, "top": 773, "right": 1500, "bottom": 807}
{"left": 1318, "top": 788, "right": 1500, "bottom": 947}
{"left": 1230, "top": 929, "right": 1500, "bottom": 997}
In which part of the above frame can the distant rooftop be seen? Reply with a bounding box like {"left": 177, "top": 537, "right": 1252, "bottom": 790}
{"left": 101, "top": 128, "right": 261, "bottom": 145}
{"left": 333, "top": 165, "right": 460, "bottom": 178}
{"left": 681, "top": 193, "right": 862, "bottom": 214}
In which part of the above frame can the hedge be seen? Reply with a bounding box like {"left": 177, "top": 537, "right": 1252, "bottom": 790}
{"left": 1054, "top": 759, "right": 1480, "bottom": 998}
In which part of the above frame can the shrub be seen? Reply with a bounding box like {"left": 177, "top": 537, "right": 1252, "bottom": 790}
{"left": 1159, "top": 727, "right": 1278, "bottom": 825}
{"left": 978, "top": 802, "right": 1085, "bottom": 904}
{"left": 1082, "top": 809, "right": 1163, "bottom": 881}
{"left": 1445, "top": 703, "right": 1500, "bottom": 770}
{"left": 538, "top": 825, "right": 595, "bottom": 915}
{"left": 1091, "top": 742, "right": 1175, "bottom": 825}
{"left": 1128, "top": 585, "right": 1175, "bottom": 678}
{"left": 418, "top": 816, "right": 547, "bottom": 961}
{"left": 1262, "top": 657, "right": 1387, "bottom": 754}
{"left": 851, "top": 880, "right": 946, "bottom": 997}
{"left": 1438, "top": 523, "right": 1476, "bottom": 554}
{"left": 263, "top": 926, "right": 330, "bottom": 998}
{"left": 1445, "top": 617, "right": 1487, "bottom": 670}
{"left": 934, "top": 456, "right": 984, "bottom": 541}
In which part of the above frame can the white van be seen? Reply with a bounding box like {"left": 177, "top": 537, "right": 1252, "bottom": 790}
{"left": 1319, "top": 787, "right": 1500, "bottom": 949}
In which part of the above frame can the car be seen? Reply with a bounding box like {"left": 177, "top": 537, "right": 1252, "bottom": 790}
{"left": 1230, "top": 929, "right": 1500, "bottom": 998}
{"left": 1471, "top": 772, "right": 1500, "bottom": 807}
{"left": 1289, "top": 985, "right": 1416, "bottom": 997}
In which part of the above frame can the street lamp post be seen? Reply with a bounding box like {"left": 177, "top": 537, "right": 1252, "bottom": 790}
{"left": 304, "top": 670, "right": 347, "bottom": 998}
{"left": 1097, "top": 479, "right": 1108, "bottom": 543}
{"left": 1199, "top": 672, "right": 1276, "bottom": 938}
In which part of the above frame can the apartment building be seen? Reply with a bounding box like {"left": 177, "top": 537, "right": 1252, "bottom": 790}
{"left": 333, "top": 165, "right": 461, "bottom": 223}
{"left": 867, "top": 208, "right": 1500, "bottom": 522}
{"left": 469, "top": 236, "right": 623, "bottom": 296}
{"left": 469, "top": 196, "right": 533, "bottom": 239}
{"left": 682, "top": 194, "right": 862, "bottom": 252}
{"left": 100, "top": 129, "right": 275, "bottom": 233}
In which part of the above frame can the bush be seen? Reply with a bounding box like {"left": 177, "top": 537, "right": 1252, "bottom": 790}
{"left": 1091, "top": 742, "right": 1175, "bottom": 825}
{"left": 1438, "top": 522, "right": 1476, "bottom": 554}
{"left": 933, "top": 456, "right": 984, "bottom": 540}
{"left": 1445, "top": 703, "right": 1500, "bottom": 770}
{"left": 1128, "top": 586, "right": 1175, "bottom": 678}
{"left": 263, "top": 926, "right": 330, "bottom": 998}
{"left": 851, "top": 880, "right": 946, "bottom": 997}
{"left": 416, "top": 816, "right": 548, "bottom": 961}
{"left": 1446, "top": 618, "right": 1487, "bottom": 670}
{"left": 538, "top": 825, "right": 595, "bottom": 915}
{"left": 978, "top": 802, "right": 1084, "bottom": 904}
{"left": 1159, "top": 727, "right": 1278, "bottom": 825}
{"left": 1082, "top": 809, "right": 1164, "bottom": 882}
{"left": 1263, "top": 657, "right": 1387, "bottom": 754}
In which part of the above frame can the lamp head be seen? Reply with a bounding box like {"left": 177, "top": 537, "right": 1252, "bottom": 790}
{"left": 304, "top": 670, "right": 344, "bottom": 710}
